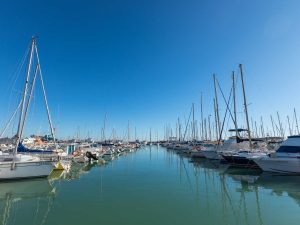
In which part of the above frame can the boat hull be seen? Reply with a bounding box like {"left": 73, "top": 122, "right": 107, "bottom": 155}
{"left": 191, "top": 151, "right": 205, "bottom": 158}
{"left": 222, "top": 155, "right": 259, "bottom": 168}
{"left": 0, "top": 161, "right": 54, "bottom": 180}
{"left": 254, "top": 157, "right": 300, "bottom": 174}
{"left": 202, "top": 150, "right": 222, "bottom": 160}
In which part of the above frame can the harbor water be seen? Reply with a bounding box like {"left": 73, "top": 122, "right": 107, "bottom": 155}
{"left": 1, "top": 146, "right": 300, "bottom": 225}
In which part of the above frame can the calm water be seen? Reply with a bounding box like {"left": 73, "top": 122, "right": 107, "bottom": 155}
{"left": 1, "top": 146, "right": 300, "bottom": 225}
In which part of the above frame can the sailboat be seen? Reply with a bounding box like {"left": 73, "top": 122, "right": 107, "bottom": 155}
{"left": 0, "top": 37, "right": 55, "bottom": 180}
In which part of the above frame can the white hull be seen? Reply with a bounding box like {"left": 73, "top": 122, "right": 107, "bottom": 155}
{"left": 0, "top": 161, "right": 54, "bottom": 180}
{"left": 254, "top": 157, "right": 300, "bottom": 174}
{"left": 202, "top": 150, "right": 222, "bottom": 160}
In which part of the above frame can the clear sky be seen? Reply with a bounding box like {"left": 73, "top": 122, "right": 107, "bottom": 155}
{"left": 1, "top": 0, "right": 300, "bottom": 140}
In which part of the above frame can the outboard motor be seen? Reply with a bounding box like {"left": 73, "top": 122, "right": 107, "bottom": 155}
{"left": 85, "top": 151, "right": 98, "bottom": 161}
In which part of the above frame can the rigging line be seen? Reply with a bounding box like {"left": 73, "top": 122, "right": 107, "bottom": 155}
{"left": 218, "top": 87, "right": 233, "bottom": 144}
{"left": 0, "top": 101, "right": 22, "bottom": 138}
{"left": 34, "top": 44, "right": 56, "bottom": 144}
{"left": 183, "top": 105, "right": 193, "bottom": 141}
{"left": 217, "top": 79, "right": 236, "bottom": 127}
{"left": 19, "top": 64, "right": 39, "bottom": 139}
{"left": 5, "top": 43, "right": 30, "bottom": 100}
{"left": 5, "top": 45, "right": 29, "bottom": 123}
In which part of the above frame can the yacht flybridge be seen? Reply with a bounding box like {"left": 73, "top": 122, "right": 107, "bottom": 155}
{"left": 0, "top": 37, "right": 55, "bottom": 180}
{"left": 254, "top": 135, "right": 300, "bottom": 174}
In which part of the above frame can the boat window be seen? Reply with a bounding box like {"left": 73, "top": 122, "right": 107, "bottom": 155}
{"left": 277, "top": 146, "right": 300, "bottom": 153}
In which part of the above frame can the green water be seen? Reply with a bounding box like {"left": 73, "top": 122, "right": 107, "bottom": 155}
{"left": 1, "top": 146, "right": 300, "bottom": 225}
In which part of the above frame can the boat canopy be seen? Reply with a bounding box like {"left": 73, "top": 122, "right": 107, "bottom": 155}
{"left": 17, "top": 143, "right": 53, "bottom": 154}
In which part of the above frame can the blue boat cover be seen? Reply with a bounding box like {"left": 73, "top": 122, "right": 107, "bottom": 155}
{"left": 18, "top": 143, "right": 53, "bottom": 154}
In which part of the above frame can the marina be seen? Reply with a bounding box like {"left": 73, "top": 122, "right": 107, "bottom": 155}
{"left": 1, "top": 1, "right": 300, "bottom": 224}
{"left": 1, "top": 35, "right": 300, "bottom": 224}
{"left": 1, "top": 146, "right": 300, "bottom": 225}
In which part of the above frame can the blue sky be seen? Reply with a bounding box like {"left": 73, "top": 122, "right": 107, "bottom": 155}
{"left": 1, "top": 0, "right": 300, "bottom": 140}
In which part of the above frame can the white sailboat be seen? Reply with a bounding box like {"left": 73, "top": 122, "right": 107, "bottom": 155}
{"left": 0, "top": 37, "right": 55, "bottom": 180}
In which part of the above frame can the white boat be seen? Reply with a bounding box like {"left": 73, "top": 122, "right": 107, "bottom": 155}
{"left": 0, "top": 154, "right": 54, "bottom": 180}
{"left": 254, "top": 135, "right": 300, "bottom": 174}
{"left": 202, "top": 136, "right": 251, "bottom": 160}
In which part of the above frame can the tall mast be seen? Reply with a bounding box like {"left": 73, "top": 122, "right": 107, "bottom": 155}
{"left": 201, "top": 92, "right": 204, "bottom": 141}
{"left": 102, "top": 113, "right": 107, "bottom": 141}
{"left": 213, "top": 98, "right": 218, "bottom": 141}
{"left": 14, "top": 37, "right": 35, "bottom": 155}
{"left": 178, "top": 117, "right": 181, "bottom": 141}
{"left": 208, "top": 115, "right": 212, "bottom": 141}
{"left": 277, "top": 111, "right": 284, "bottom": 137}
{"left": 20, "top": 64, "right": 39, "bottom": 139}
{"left": 239, "top": 64, "right": 252, "bottom": 149}
{"left": 255, "top": 121, "right": 258, "bottom": 138}
{"left": 192, "top": 103, "right": 195, "bottom": 140}
{"left": 270, "top": 115, "right": 276, "bottom": 137}
{"left": 294, "top": 108, "right": 299, "bottom": 134}
{"left": 213, "top": 74, "right": 221, "bottom": 139}
{"left": 127, "top": 120, "right": 130, "bottom": 143}
{"left": 232, "top": 71, "right": 239, "bottom": 138}
{"left": 287, "top": 116, "right": 292, "bottom": 136}
{"left": 204, "top": 118, "right": 207, "bottom": 140}
{"left": 260, "top": 116, "right": 265, "bottom": 137}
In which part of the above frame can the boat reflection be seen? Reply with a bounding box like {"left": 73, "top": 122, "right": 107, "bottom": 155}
{"left": 187, "top": 157, "right": 300, "bottom": 225}
{"left": 62, "top": 161, "right": 98, "bottom": 180}
{"left": 0, "top": 179, "right": 55, "bottom": 225}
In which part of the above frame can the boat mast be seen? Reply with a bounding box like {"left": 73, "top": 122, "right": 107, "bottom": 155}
{"left": 239, "top": 64, "right": 252, "bottom": 149}
{"left": 192, "top": 103, "right": 195, "bottom": 141}
{"left": 232, "top": 71, "right": 239, "bottom": 138}
{"left": 204, "top": 118, "right": 207, "bottom": 140}
{"left": 294, "top": 108, "right": 299, "bottom": 134}
{"left": 260, "top": 116, "right": 265, "bottom": 137}
{"left": 178, "top": 117, "right": 181, "bottom": 141}
{"left": 201, "top": 92, "right": 204, "bottom": 141}
{"left": 213, "top": 74, "right": 221, "bottom": 140}
{"left": 213, "top": 98, "right": 218, "bottom": 141}
{"left": 13, "top": 37, "right": 35, "bottom": 156}
{"left": 127, "top": 120, "right": 130, "bottom": 143}
{"left": 270, "top": 115, "right": 276, "bottom": 137}
{"left": 208, "top": 115, "right": 212, "bottom": 141}
{"left": 277, "top": 111, "right": 284, "bottom": 138}
{"left": 287, "top": 115, "right": 292, "bottom": 136}
{"left": 20, "top": 64, "right": 39, "bottom": 138}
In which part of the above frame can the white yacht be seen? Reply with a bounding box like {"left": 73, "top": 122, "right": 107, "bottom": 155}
{"left": 254, "top": 135, "right": 300, "bottom": 174}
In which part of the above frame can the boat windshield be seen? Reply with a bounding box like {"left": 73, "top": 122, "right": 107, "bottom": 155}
{"left": 277, "top": 146, "right": 300, "bottom": 153}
